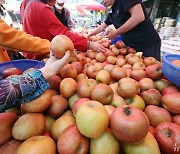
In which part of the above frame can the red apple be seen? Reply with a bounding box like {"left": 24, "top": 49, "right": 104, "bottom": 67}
{"left": 71, "top": 61, "right": 83, "bottom": 74}
{"left": 140, "top": 89, "right": 162, "bottom": 106}
{"left": 145, "top": 63, "right": 162, "bottom": 80}
{"left": 172, "top": 115, "right": 180, "bottom": 125}
{"left": 47, "top": 75, "right": 61, "bottom": 91}
{"left": 3, "top": 67, "right": 23, "bottom": 78}
{"left": 155, "top": 122, "right": 180, "bottom": 154}
{"left": 143, "top": 57, "right": 157, "bottom": 66}
{"left": 161, "top": 92, "right": 180, "bottom": 114}
{"left": 60, "top": 78, "right": 77, "bottom": 98}
{"left": 132, "top": 62, "right": 146, "bottom": 70}
{"left": 76, "top": 73, "right": 88, "bottom": 83}
{"left": 76, "top": 53, "right": 87, "bottom": 65}
{"left": 130, "top": 70, "right": 147, "bottom": 81}
{"left": 110, "top": 105, "right": 149, "bottom": 143}
{"left": 149, "top": 126, "right": 155, "bottom": 136}
{"left": 60, "top": 64, "right": 77, "bottom": 79}
{"left": 110, "top": 94, "right": 126, "bottom": 107}
{"left": 0, "top": 112, "right": 18, "bottom": 145}
{"left": 116, "top": 57, "right": 126, "bottom": 67}
{"left": 96, "top": 52, "right": 106, "bottom": 62}
{"left": 162, "top": 86, "right": 179, "bottom": 96}
{"left": 144, "top": 105, "right": 172, "bottom": 128}
{"left": 110, "top": 67, "right": 127, "bottom": 81}
{"left": 57, "top": 124, "right": 89, "bottom": 154}
{"left": 115, "top": 40, "right": 125, "bottom": 49}
{"left": 91, "top": 83, "right": 114, "bottom": 105}
{"left": 139, "top": 78, "right": 156, "bottom": 91}
{"left": 86, "top": 65, "right": 99, "bottom": 79}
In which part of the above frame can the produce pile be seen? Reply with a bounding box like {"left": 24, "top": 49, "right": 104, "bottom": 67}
{"left": 0, "top": 35, "right": 180, "bottom": 154}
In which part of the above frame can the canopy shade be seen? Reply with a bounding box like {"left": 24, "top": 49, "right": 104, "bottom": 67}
{"left": 76, "top": 0, "right": 106, "bottom": 11}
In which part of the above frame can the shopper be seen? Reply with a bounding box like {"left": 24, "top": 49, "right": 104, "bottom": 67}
{"left": 87, "top": 0, "right": 161, "bottom": 61}
{"left": 20, "top": 0, "right": 106, "bottom": 60}
{"left": 53, "top": 0, "right": 74, "bottom": 30}
{"left": 0, "top": 19, "right": 50, "bottom": 63}
{"left": 0, "top": 50, "right": 71, "bottom": 112}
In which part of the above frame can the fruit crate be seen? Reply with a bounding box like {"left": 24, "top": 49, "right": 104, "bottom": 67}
{"left": 0, "top": 60, "right": 45, "bottom": 78}
{"left": 162, "top": 54, "right": 180, "bottom": 86}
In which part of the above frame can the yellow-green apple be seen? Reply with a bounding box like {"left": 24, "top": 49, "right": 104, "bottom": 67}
{"left": 77, "top": 79, "right": 97, "bottom": 98}
{"left": 17, "top": 136, "right": 56, "bottom": 154}
{"left": 144, "top": 105, "right": 172, "bottom": 128}
{"left": 71, "top": 61, "right": 83, "bottom": 74}
{"left": 122, "top": 63, "right": 132, "bottom": 69}
{"left": 57, "top": 124, "right": 89, "bottom": 154}
{"left": 103, "top": 64, "right": 114, "bottom": 73}
{"left": 60, "top": 64, "right": 77, "bottom": 79}
{"left": 122, "top": 132, "right": 160, "bottom": 154}
{"left": 132, "top": 62, "right": 146, "bottom": 70}
{"left": 94, "top": 62, "right": 104, "bottom": 71}
{"left": 143, "top": 57, "right": 157, "bottom": 66}
{"left": 125, "top": 53, "right": 134, "bottom": 60}
{"left": 86, "top": 65, "right": 99, "bottom": 79}
{"left": 155, "top": 122, "right": 180, "bottom": 154}
{"left": 127, "top": 55, "right": 141, "bottom": 66}
{"left": 161, "top": 92, "right": 180, "bottom": 114}
{"left": 2, "top": 67, "right": 23, "bottom": 78}
{"left": 96, "top": 70, "right": 111, "bottom": 84}
{"left": 119, "top": 48, "right": 128, "bottom": 56}
{"left": 50, "top": 34, "right": 74, "bottom": 59}
{"left": 76, "top": 73, "right": 88, "bottom": 83}
{"left": 104, "top": 105, "right": 115, "bottom": 117}
{"left": 12, "top": 113, "right": 45, "bottom": 140}
{"left": 51, "top": 114, "right": 75, "bottom": 141}
{"left": 45, "top": 115, "right": 55, "bottom": 132}
{"left": 47, "top": 75, "right": 61, "bottom": 92}
{"left": 96, "top": 52, "right": 106, "bottom": 62}
{"left": 0, "top": 112, "right": 18, "bottom": 145}
{"left": 118, "top": 78, "right": 140, "bottom": 98}
{"left": 110, "top": 67, "right": 127, "bottom": 81}
{"left": 155, "top": 79, "right": 172, "bottom": 92}
{"left": 125, "top": 95, "right": 145, "bottom": 110}
{"left": 62, "top": 110, "right": 73, "bottom": 116}
{"left": 116, "top": 57, "right": 126, "bottom": 67}
{"left": 21, "top": 89, "right": 54, "bottom": 113}
{"left": 110, "top": 94, "right": 126, "bottom": 107}
{"left": 110, "top": 105, "right": 149, "bottom": 143}
{"left": 76, "top": 101, "right": 109, "bottom": 138}
{"left": 112, "top": 47, "right": 120, "bottom": 55}
{"left": 68, "top": 93, "right": 80, "bottom": 109}
{"left": 139, "top": 78, "right": 156, "bottom": 91}
{"left": 86, "top": 50, "right": 97, "bottom": 59}
{"left": 109, "top": 82, "right": 118, "bottom": 94}
{"left": 162, "top": 86, "right": 179, "bottom": 96}
{"left": 107, "top": 56, "right": 116, "bottom": 65}
{"left": 90, "top": 128, "right": 120, "bottom": 154}
{"left": 130, "top": 70, "right": 146, "bottom": 81}
{"left": 109, "top": 44, "right": 116, "bottom": 50}
{"left": 91, "top": 83, "right": 114, "bottom": 105}
{"left": 140, "top": 89, "right": 162, "bottom": 106}
{"left": 0, "top": 139, "right": 22, "bottom": 154}
{"left": 145, "top": 63, "right": 162, "bottom": 80}
{"left": 60, "top": 78, "right": 77, "bottom": 98}
{"left": 72, "top": 98, "right": 90, "bottom": 117}
{"left": 47, "top": 95, "right": 68, "bottom": 118}
{"left": 172, "top": 115, "right": 180, "bottom": 125}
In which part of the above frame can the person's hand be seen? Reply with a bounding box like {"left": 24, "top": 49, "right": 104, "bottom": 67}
{"left": 107, "top": 30, "right": 118, "bottom": 40}
{"left": 40, "top": 50, "right": 72, "bottom": 80}
{"left": 89, "top": 41, "right": 106, "bottom": 53}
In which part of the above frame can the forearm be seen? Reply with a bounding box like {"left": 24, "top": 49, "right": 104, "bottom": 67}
{"left": 88, "top": 23, "right": 108, "bottom": 37}
{"left": 0, "top": 19, "right": 50, "bottom": 54}
{"left": 0, "top": 70, "right": 49, "bottom": 112}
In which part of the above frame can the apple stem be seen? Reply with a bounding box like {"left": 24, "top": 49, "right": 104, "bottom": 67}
{"left": 124, "top": 106, "right": 131, "bottom": 116}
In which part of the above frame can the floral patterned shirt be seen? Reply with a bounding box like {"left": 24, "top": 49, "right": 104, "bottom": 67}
{"left": 0, "top": 70, "right": 49, "bottom": 112}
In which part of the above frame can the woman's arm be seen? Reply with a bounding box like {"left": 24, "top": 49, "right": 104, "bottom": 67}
{"left": 0, "top": 19, "right": 50, "bottom": 54}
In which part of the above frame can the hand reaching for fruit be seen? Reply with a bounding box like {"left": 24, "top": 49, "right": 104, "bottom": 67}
{"left": 89, "top": 41, "right": 106, "bottom": 53}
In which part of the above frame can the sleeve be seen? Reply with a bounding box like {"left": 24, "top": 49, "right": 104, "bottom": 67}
{"left": 42, "top": 7, "right": 88, "bottom": 52}
{"left": 0, "top": 19, "right": 50, "bottom": 54}
{"left": 0, "top": 70, "right": 50, "bottom": 112}
{"left": 121, "top": 0, "right": 141, "bottom": 13}
{"left": 104, "top": 13, "right": 113, "bottom": 26}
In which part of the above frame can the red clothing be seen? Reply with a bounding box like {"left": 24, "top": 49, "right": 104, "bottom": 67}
{"left": 20, "top": 0, "right": 88, "bottom": 60}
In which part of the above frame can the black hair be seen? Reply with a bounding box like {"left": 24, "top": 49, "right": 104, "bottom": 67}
{"left": 39, "top": 0, "right": 47, "bottom": 3}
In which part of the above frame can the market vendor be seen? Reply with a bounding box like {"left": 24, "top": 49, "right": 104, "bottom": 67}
{"left": 87, "top": 0, "right": 161, "bottom": 61}
{"left": 20, "top": 0, "right": 106, "bottom": 60}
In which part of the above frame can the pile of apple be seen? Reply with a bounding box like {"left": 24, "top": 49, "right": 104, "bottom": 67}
{"left": 0, "top": 35, "right": 180, "bottom": 154}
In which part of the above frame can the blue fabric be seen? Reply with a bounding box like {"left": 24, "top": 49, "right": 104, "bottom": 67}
{"left": 0, "top": 70, "right": 50, "bottom": 112}
{"left": 111, "top": 35, "right": 122, "bottom": 44}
